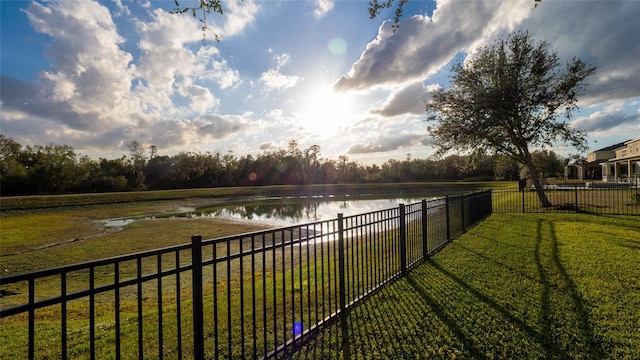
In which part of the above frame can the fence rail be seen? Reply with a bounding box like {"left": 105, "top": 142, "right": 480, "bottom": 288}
{"left": 492, "top": 185, "right": 639, "bottom": 215}
{"left": 0, "top": 191, "right": 492, "bottom": 359}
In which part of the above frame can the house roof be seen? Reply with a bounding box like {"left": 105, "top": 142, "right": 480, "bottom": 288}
{"left": 591, "top": 140, "right": 632, "bottom": 153}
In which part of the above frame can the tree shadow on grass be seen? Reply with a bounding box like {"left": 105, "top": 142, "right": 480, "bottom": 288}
{"left": 423, "top": 259, "right": 542, "bottom": 343}
{"left": 535, "top": 219, "right": 607, "bottom": 359}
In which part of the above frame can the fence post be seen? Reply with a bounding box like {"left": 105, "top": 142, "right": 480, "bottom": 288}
{"left": 522, "top": 188, "right": 525, "bottom": 213}
{"left": 337, "top": 214, "right": 346, "bottom": 315}
{"left": 461, "top": 194, "right": 466, "bottom": 231}
{"left": 337, "top": 214, "right": 349, "bottom": 359}
{"left": 191, "top": 235, "right": 205, "bottom": 360}
{"left": 421, "top": 199, "right": 428, "bottom": 258}
{"left": 489, "top": 190, "right": 493, "bottom": 214}
{"left": 399, "top": 204, "right": 407, "bottom": 274}
{"left": 445, "top": 196, "right": 451, "bottom": 241}
{"left": 575, "top": 184, "right": 579, "bottom": 213}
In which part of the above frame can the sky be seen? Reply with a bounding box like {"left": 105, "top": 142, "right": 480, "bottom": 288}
{"left": 1, "top": 0, "right": 639, "bottom": 164}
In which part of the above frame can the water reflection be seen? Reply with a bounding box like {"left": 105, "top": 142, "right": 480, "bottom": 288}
{"left": 200, "top": 197, "right": 427, "bottom": 225}
{"left": 104, "top": 219, "right": 136, "bottom": 227}
{"left": 103, "top": 197, "right": 429, "bottom": 227}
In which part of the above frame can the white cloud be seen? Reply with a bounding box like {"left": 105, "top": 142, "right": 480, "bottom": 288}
{"left": 195, "top": 46, "right": 241, "bottom": 89}
{"left": 314, "top": 0, "right": 334, "bottom": 18}
{"left": 334, "top": 0, "right": 531, "bottom": 91}
{"left": 572, "top": 107, "right": 640, "bottom": 133}
{"left": 1, "top": 0, "right": 251, "bottom": 156}
{"left": 275, "top": 53, "right": 291, "bottom": 68}
{"left": 259, "top": 53, "right": 301, "bottom": 91}
{"left": 113, "top": 0, "right": 131, "bottom": 16}
{"left": 133, "top": 9, "right": 242, "bottom": 116}
{"left": 347, "top": 132, "right": 426, "bottom": 154}
{"left": 197, "top": 114, "right": 250, "bottom": 139}
{"left": 177, "top": 84, "right": 219, "bottom": 114}
{"left": 370, "top": 82, "right": 439, "bottom": 117}
{"left": 25, "top": 0, "right": 135, "bottom": 127}
{"left": 260, "top": 69, "right": 301, "bottom": 91}
{"left": 134, "top": 9, "right": 202, "bottom": 111}
{"left": 214, "top": 0, "right": 259, "bottom": 38}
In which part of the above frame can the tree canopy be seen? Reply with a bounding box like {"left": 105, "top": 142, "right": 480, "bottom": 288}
{"left": 426, "top": 30, "right": 595, "bottom": 207}
{"left": 1, "top": 135, "right": 541, "bottom": 196}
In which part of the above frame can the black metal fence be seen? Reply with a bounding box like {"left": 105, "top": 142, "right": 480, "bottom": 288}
{"left": 0, "top": 191, "right": 492, "bottom": 359}
{"left": 492, "top": 184, "right": 640, "bottom": 215}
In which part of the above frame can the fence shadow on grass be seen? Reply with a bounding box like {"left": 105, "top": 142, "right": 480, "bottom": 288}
{"left": 293, "top": 225, "right": 613, "bottom": 359}
{"left": 290, "top": 274, "right": 489, "bottom": 360}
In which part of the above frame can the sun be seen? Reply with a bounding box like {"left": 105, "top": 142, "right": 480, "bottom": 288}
{"left": 300, "top": 84, "right": 358, "bottom": 138}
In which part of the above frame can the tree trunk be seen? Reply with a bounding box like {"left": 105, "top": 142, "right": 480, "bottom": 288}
{"left": 526, "top": 161, "right": 552, "bottom": 208}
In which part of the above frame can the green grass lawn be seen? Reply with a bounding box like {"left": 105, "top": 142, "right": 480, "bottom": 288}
{"left": 294, "top": 213, "right": 640, "bottom": 359}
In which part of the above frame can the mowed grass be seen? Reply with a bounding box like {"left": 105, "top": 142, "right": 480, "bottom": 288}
{"left": 294, "top": 213, "right": 640, "bottom": 359}
{"left": 0, "top": 200, "right": 274, "bottom": 275}
{"left": 492, "top": 187, "right": 640, "bottom": 215}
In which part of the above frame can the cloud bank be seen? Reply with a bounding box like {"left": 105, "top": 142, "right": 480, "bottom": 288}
{"left": 334, "top": 0, "right": 532, "bottom": 91}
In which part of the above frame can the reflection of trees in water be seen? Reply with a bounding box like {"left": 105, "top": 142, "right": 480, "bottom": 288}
{"left": 214, "top": 200, "right": 324, "bottom": 222}
{"left": 209, "top": 197, "right": 429, "bottom": 223}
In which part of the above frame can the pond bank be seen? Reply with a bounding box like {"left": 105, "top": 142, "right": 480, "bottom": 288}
{"left": 0, "top": 181, "right": 511, "bottom": 212}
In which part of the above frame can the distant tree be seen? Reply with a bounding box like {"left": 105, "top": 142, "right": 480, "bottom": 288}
{"left": 426, "top": 30, "right": 595, "bottom": 207}
{"left": 127, "top": 140, "right": 147, "bottom": 189}
{"left": 144, "top": 155, "right": 173, "bottom": 189}
{"left": 0, "top": 135, "right": 28, "bottom": 194}
{"left": 461, "top": 152, "right": 495, "bottom": 180}
{"left": 95, "top": 157, "right": 131, "bottom": 192}
{"left": 337, "top": 155, "right": 353, "bottom": 183}
{"left": 128, "top": 140, "right": 147, "bottom": 167}
{"left": 494, "top": 155, "right": 520, "bottom": 181}
{"left": 527, "top": 149, "right": 564, "bottom": 181}
{"left": 21, "top": 143, "right": 78, "bottom": 193}
{"left": 303, "top": 145, "right": 321, "bottom": 184}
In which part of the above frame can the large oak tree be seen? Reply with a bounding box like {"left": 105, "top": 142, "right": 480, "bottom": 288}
{"left": 426, "top": 30, "right": 595, "bottom": 207}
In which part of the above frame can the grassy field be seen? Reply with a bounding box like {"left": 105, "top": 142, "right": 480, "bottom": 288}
{"left": 0, "top": 182, "right": 509, "bottom": 275}
{"left": 294, "top": 213, "right": 640, "bottom": 359}
{"left": 0, "top": 201, "right": 274, "bottom": 275}
{"left": 492, "top": 187, "right": 640, "bottom": 215}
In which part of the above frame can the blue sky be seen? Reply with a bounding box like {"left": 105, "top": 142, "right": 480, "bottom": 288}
{"left": 1, "top": 0, "right": 639, "bottom": 164}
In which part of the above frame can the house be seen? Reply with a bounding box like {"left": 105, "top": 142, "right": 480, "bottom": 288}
{"left": 565, "top": 140, "right": 629, "bottom": 180}
{"left": 600, "top": 137, "right": 640, "bottom": 183}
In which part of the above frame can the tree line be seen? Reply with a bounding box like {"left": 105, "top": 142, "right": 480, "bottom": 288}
{"left": 0, "top": 135, "right": 571, "bottom": 196}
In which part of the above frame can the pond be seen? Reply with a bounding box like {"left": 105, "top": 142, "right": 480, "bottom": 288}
{"left": 104, "top": 196, "right": 435, "bottom": 227}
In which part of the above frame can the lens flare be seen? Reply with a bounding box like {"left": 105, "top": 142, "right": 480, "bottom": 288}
{"left": 293, "top": 321, "right": 303, "bottom": 336}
